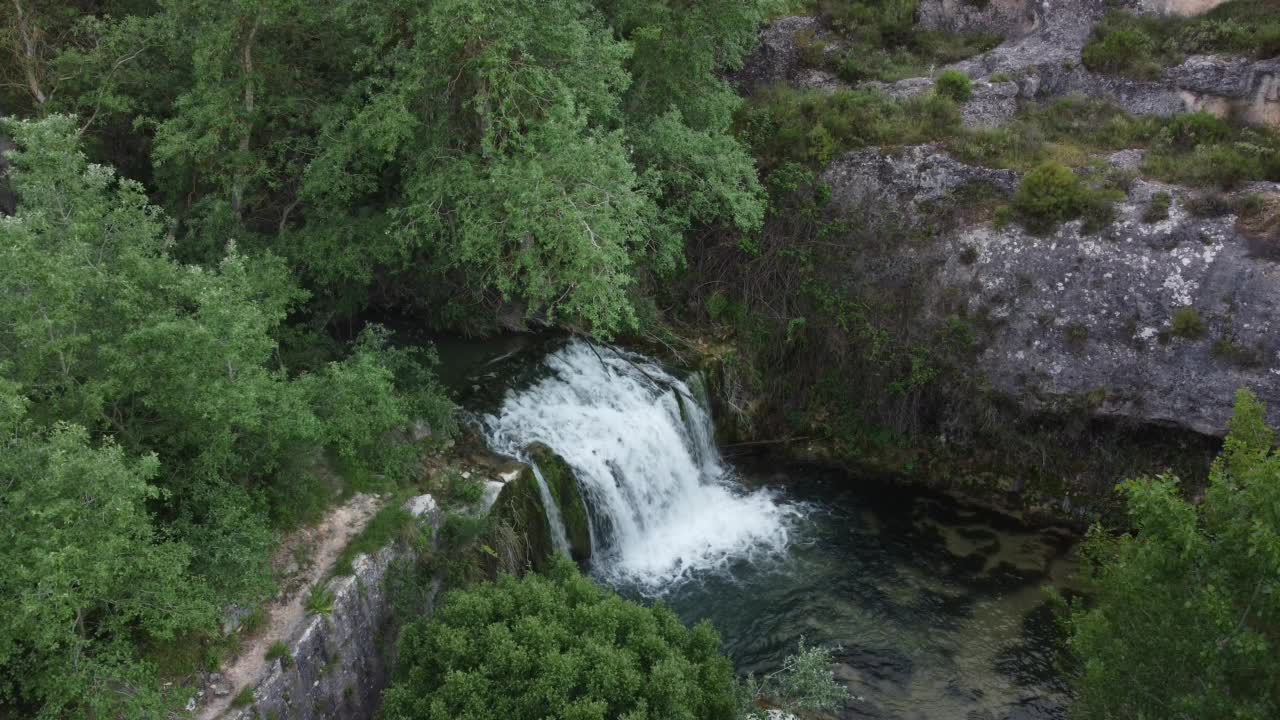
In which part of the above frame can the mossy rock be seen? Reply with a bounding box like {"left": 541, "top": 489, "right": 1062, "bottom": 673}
{"left": 491, "top": 467, "right": 555, "bottom": 573}
{"left": 527, "top": 443, "right": 592, "bottom": 565}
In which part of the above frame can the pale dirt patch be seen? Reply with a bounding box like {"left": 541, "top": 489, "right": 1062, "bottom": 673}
{"left": 196, "top": 493, "right": 383, "bottom": 719}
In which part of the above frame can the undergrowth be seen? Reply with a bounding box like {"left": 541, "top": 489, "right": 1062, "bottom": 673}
{"left": 1083, "top": 1, "right": 1280, "bottom": 79}
{"left": 799, "top": 0, "right": 1000, "bottom": 83}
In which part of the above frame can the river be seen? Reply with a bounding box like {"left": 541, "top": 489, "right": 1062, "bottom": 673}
{"left": 450, "top": 336, "right": 1077, "bottom": 720}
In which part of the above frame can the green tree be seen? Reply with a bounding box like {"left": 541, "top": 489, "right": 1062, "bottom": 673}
{"left": 0, "top": 115, "right": 450, "bottom": 610}
{"left": 0, "top": 380, "right": 211, "bottom": 717}
{"left": 1062, "top": 389, "right": 1280, "bottom": 719}
{"left": 384, "top": 557, "right": 740, "bottom": 720}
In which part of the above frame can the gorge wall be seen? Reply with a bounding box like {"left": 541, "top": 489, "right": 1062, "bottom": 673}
{"left": 729, "top": 0, "right": 1279, "bottom": 475}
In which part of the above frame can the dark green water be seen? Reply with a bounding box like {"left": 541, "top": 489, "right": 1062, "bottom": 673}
{"left": 614, "top": 459, "right": 1078, "bottom": 720}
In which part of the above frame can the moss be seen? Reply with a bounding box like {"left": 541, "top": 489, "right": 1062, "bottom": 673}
{"left": 491, "top": 466, "right": 555, "bottom": 572}
{"left": 527, "top": 443, "right": 592, "bottom": 565}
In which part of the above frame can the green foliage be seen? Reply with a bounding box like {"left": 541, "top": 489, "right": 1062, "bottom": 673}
{"left": 740, "top": 639, "right": 849, "bottom": 718}
{"left": 1012, "top": 163, "right": 1090, "bottom": 232}
{"left": 383, "top": 557, "right": 738, "bottom": 720}
{"left": 1061, "top": 390, "right": 1280, "bottom": 719}
{"left": 1170, "top": 307, "right": 1207, "bottom": 339}
{"left": 1143, "top": 191, "right": 1172, "bottom": 223}
{"left": 232, "top": 687, "right": 255, "bottom": 709}
{"left": 1083, "top": 2, "right": 1280, "bottom": 78}
{"left": 0, "top": 382, "right": 212, "bottom": 717}
{"left": 739, "top": 86, "right": 960, "bottom": 169}
{"left": 934, "top": 70, "right": 972, "bottom": 102}
{"left": 304, "top": 585, "right": 336, "bottom": 616}
{"left": 264, "top": 642, "right": 293, "bottom": 669}
{"left": 1082, "top": 18, "right": 1161, "bottom": 79}
{"left": 0, "top": 116, "right": 451, "bottom": 644}
{"left": 333, "top": 505, "right": 415, "bottom": 577}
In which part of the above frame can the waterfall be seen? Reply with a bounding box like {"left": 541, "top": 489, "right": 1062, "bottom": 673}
{"left": 483, "top": 340, "right": 797, "bottom": 593}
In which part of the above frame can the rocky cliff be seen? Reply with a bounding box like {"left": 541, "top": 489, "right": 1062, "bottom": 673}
{"left": 738, "top": 0, "right": 1279, "bottom": 130}
{"left": 822, "top": 146, "right": 1279, "bottom": 436}
{"left": 735, "top": 1, "right": 1279, "bottom": 442}
{"left": 219, "top": 496, "right": 442, "bottom": 720}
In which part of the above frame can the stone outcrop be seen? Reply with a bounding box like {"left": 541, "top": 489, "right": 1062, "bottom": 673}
{"left": 527, "top": 443, "right": 592, "bottom": 564}
{"left": 821, "top": 145, "right": 1020, "bottom": 223}
{"left": 916, "top": 0, "right": 1038, "bottom": 39}
{"left": 736, "top": 1, "right": 1280, "bottom": 130}
{"left": 221, "top": 496, "right": 443, "bottom": 720}
{"left": 942, "top": 178, "right": 1280, "bottom": 436}
{"left": 820, "top": 145, "right": 1280, "bottom": 437}
{"left": 731, "top": 16, "right": 845, "bottom": 94}
{"left": 490, "top": 443, "right": 592, "bottom": 569}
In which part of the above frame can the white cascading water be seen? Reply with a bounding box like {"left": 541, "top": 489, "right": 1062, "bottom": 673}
{"left": 483, "top": 339, "right": 798, "bottom": 593}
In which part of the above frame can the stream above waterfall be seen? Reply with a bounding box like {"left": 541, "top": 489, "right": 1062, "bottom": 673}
{"left": 463, "top": 337, "right": 1077, "bottom": 720}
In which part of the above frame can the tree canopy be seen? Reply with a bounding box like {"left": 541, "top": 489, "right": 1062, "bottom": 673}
{"left": 0, "top": 116, "right": 452, "bottom": 716}
{"left": 1063, "top": 389, "right": 1280, "bottom": 719}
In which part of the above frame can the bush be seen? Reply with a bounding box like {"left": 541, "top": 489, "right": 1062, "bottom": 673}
{"left": 264, "top": 641, "right": 293, "bottom": 669}
{"left": 1143, "top": 191, "right": 1172, "bottom": 223}
{"left": 1082, "top": 24, "right": 1159, "bottom": 78}
{"left": 1170, "top": 307, "right": 1207, "bottom": 339}
{"left": 935, "top": 70, "right": 972, "bottom": 102}
{"left": 1163, "top": 111, "right": 1231, "bottom": 149}
{"left": 383, "top": 557, "right": 740, "bottom": 720}
{"left": 1012, "top": 163, "right": 1088, "bottom": 232}
{"left": 304, "top": 585, "right": 335, "bottom": 616}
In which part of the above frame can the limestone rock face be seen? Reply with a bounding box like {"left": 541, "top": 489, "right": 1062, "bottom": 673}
{"left": 916, "top": 0, "right": 1038, "bottom": 39}
{"left": 821, "top": 145, "right": 1020, "bottom": 225}
{"left": 820, "top": 145, "right": 1280, "bottom": 436}
{"left": 731, "top": 16, "right": 843, "bottom": 93}
{"left": 221, "top": 496, "right": 443, "bottom": 720}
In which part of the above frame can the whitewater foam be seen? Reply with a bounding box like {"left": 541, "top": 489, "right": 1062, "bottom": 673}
{"left": 483, "top": 340, "right": 799, "bottom": 593}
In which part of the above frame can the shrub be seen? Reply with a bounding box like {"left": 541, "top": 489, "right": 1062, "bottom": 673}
{"left": 1170, "top": 307, "right": 1207, "bottom": 339}
{"left": 1163, "top": 111, "right": 1231, "bottom": 149}
{"left": 1143, "top": 191, "right": 1172, "bottom": 223}
{"left": 935, "top": 70, "right": 972, "bottom": 102}
{"left": 1012, "top": 163, "right": 1087, "bottom": 232}
{"left": 264, "top": 641, "right": 293, "bottom": 669}
{"left": 1082, "top": 25, "right": 1159, "bottom": 78}
{"left": 304, "top": 585, "right": 335, "bottom": 616}
{"left": 1149, "top": 143, "right": 1260, "bottom": 189}
{"left": 383, "top": 557, "right": 740, "bottom": 720}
